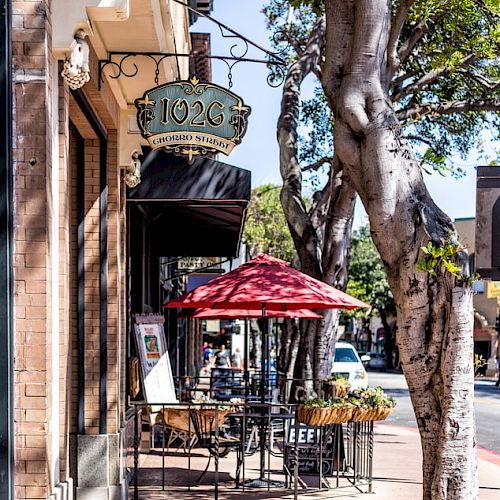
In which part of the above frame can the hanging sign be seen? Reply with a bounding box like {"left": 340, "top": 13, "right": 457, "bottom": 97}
{"left": 135, "top": 77, "right": 251, "bottom": 160}
{"left": 176, "top": 256, "right": 222, "bottom": 273}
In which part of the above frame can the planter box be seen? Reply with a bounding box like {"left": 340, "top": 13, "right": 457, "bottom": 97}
{"left": 350, "top": 406, "right": 394, "bottom": 422}
{"left": 296, "top": 405, "right": 353, "bottom": 426}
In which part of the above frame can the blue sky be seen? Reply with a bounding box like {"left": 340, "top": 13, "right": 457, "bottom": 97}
{"left": 194, "top": 0, "right": 499, "bottom": 226}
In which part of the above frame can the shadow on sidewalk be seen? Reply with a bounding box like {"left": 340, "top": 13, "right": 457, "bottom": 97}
{"left": 136, "top": 467, "right": 235, "bottom": 487}
{"left": 373, "top": 476, "right": 422, "bottom": 485}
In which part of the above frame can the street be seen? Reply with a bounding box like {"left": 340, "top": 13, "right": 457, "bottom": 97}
{"left": 368, "top": 371, "right": 500, "bottom": 454}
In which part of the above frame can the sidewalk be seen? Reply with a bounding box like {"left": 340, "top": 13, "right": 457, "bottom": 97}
{"left": 131, "top": 422, "right": 500, "bottom": 499}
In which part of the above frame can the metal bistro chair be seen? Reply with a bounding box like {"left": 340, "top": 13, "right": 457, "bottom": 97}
{"left": 189, "top": 406, "right": 243, "bottom": 485}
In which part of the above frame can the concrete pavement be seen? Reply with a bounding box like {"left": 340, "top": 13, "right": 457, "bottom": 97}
{"left": 368, "top": 371, "right": 500, "bottom": 454}
{"left": 130, "top": 422, "right": 500, "bottom": 499}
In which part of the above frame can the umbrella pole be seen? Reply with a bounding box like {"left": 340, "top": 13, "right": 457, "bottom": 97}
{"left": 244, "top": 305, "right": 284, "bottom": 488}
{"left": 259, "top": 304, "right": 267, "bottom": 479}
{"left": 244, "top": 319, "right": 249, "bottom": 399}
{"left": 260, "top": 303, "right": 267, "bottom": 406}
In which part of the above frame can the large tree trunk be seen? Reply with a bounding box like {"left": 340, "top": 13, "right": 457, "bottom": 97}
{"left": 323, "top": 1, "right": 478, "bottom": 498}
{"left": 277, "top": 17, "right": 356, "bottom": 397}
{"left": 379, "top": 308, "right": 395, "bottom": 369}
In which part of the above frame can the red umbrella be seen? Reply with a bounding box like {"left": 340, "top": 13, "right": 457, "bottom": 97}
{"left": 181, "top": 307, "right": 323, "bottom": 319}
{"left": 164, "top": 253, "right": 370, "bottom": 311}
{"left": 164, "top": 253, "right": 369, "bottom": 488}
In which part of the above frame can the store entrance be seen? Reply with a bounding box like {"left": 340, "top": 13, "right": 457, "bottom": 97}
{"left": 126, "top": 150, "right": 250, "bottom": 393}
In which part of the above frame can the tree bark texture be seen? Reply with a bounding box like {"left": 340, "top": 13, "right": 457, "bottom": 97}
{"left": 323, "top": 1, "right": 478, "bottom": 498}
{"left": 277, "top": 16, "right": 356, "bottom": 395}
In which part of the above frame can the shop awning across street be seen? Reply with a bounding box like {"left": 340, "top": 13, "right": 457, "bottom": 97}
{"left": 127, "top": 150, "right": 251, "bottom": 257}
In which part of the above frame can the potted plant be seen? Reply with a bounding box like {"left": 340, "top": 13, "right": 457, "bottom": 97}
{"left": 348, "top": 387, "right": 396, "bottom": 421}
{"left": 297, "top": 397, "right": 354, "bottom": 426}
{"left": 322, "top": 374, "right": 351, "bottom": 398}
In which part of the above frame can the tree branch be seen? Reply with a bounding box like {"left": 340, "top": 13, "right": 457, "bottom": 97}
{"left": 397, "top": 21, "right": 426, "bottom": 66}
{"left": 390, "top": 69, "right": 418, "bottom": 95}
{"left": 301, "top": 156, "right": 333, "bottom": 172}
{"left": 284, "top": 29, "right": 305, "bottom": 58}
{"left": 397, "top": 9, "right": 448, "bottom": 69}
{"left": 278, "top": 15, "right": 326, "bottom": 278}
{"left": 461, "top": 69, "right": 500, "bottom": 90}
{"left": 387, "top": 0, "right": 415, "bottom": 81}
{"left": 397, "top": 100, "right": 500, "bottom": 121}
{"left": 404, "top": 134, "right": 435, "bottom": 148}
{"left": 392, "top": 54, "right": 477, "bottom": 102}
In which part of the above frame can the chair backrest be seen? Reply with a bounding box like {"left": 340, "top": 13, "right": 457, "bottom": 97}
{"left": 189, "top": 408, "right": 229, "bottom": 448}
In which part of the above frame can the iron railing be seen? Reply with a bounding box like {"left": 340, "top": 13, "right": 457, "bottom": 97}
{"left": 126, "top": 396, "right": 374, "bottom": 499}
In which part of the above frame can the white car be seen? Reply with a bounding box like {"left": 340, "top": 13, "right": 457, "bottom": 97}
{"left": 331, "top": 342, "right": 369, "bottom": 390}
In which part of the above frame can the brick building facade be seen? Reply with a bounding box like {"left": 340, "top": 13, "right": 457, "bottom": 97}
{"left": 8, "top": 1, "right": 213, "bottom": 499}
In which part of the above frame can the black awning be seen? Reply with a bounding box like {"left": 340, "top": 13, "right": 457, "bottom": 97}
{"left": 127, "top": 150, "right": 251, "bottom": 257}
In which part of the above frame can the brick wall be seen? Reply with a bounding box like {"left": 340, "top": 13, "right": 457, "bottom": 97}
{"left": 58, "top": 71, "right": 71, "bottom": 481}
{"left": 82, "top": 138, "right": 101, "bottom": 435}
{"left": 67, "top": 127, "right": 125, "bottom": 437}
{"left": 13, "top": 1, "right": 53, "bottom": 499}
{"left": 106, "top": 129, "right": 121, "bottom": 434}
{"left": 69, "top": 128, "right": 79, "bottom": 439}
{"left": 13, "top": 3, "right": 130, "bottom": 497}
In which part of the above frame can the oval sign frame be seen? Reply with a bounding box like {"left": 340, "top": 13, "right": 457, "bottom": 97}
{"left": 135, "top": 77, "right": 251, "bottom": 160}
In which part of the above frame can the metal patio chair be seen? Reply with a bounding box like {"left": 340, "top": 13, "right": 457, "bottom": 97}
{"left": 189, "top": 407, "right": 242, "bottom": 485}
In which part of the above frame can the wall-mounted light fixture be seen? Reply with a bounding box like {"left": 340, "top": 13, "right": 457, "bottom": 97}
{"left": 61, "top": 30, "right": 90, "bottom": 90}
{"left": 122, "top": 151, "right": 141, "bottom": 188}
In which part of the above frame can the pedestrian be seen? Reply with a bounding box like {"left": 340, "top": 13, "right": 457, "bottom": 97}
{"left": 269, "top": 347, "right": 277, "bottom": 387}
{"left": 215, "top": 344, "right": 231, "bottom": 368}
{"left": 203, "top": 342, "right": 213, "bottom": 364}
{"left": 231, "top": 347, "right": 243, "bottom": 371}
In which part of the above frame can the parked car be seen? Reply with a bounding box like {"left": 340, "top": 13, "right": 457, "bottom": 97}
{"left": 331, "top": 342, "right": 369, "bottom": 390}
{"left": 367, "top": 353, "right": 386, "bottom": 371}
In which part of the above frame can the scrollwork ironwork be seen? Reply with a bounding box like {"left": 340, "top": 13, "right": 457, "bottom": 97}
{"left": 99, "top": 1, "right": 289, "bottom": 90}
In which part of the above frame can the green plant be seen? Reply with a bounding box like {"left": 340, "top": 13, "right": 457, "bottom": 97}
{"left": 348, "top": 387, "right": 396, "bottom": 409}
{"left": 416, "top": 239, "right": 479, "bottom": 286}
{"left": 304, "top": 397, "right": 353, "bottom": 409}
{"left": 417, "top": 240, "right": 462, "bottom": 277}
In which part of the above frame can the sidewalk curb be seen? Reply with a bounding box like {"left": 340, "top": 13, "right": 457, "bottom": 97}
{"left": 478, "top": 446, "right": 500, "bottom": 466}
{"left": 377, "top": 422, "right": 500, "bottom": 467}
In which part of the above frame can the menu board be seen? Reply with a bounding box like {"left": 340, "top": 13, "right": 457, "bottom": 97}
{"left": 284, "top": 421, "right": 339, "bottom": 476}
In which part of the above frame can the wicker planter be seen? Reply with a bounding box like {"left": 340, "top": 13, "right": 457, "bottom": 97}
{"left": 296, "top": 405, "right": 353, "bottom": 426}
{"left": 350, "top": 406, "right": 394, "bottom": 422}
{"left": 159, "top": 406, "right": 232, "bottom": 432}
{"left": 322, "top": 381, "right": 350, "bottom": 399}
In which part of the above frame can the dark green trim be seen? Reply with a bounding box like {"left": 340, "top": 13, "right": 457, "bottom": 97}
{"left": 0, "top": 1, "right": 14, "bottom": 497}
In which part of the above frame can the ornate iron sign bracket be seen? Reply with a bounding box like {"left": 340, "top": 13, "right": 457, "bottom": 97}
{"left": 99, "top": 51, "right": 287, "bottom": 90}
{"left": 99, "top": 0, "right": 289, "bottom": 90}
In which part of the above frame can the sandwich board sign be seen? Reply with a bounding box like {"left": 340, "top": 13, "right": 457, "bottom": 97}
{"left": 133, "top": 314, "right": 176, "bottom": 404}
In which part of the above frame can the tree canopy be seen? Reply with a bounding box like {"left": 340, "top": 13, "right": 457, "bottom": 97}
{"left": 265, "top": 0, "right": 500, "bottom": 176}
{"left": 243, "top": 184, "right": 295, "bottom": 261}
{"left": 346, "top": 225, "right": 395, "bottom": 317}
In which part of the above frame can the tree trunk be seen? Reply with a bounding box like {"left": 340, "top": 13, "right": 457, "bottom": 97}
{"left": 323, "top": 1, "right": 478, "bottom": 498}
{"left": 277, "top": 318, "right": 301, "bottom": 401}
{"left": 379, "top": 308, "right": 395, "bottom": 369}
{"left": 277, "top": 17, "right": 356, "bottom": 397}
